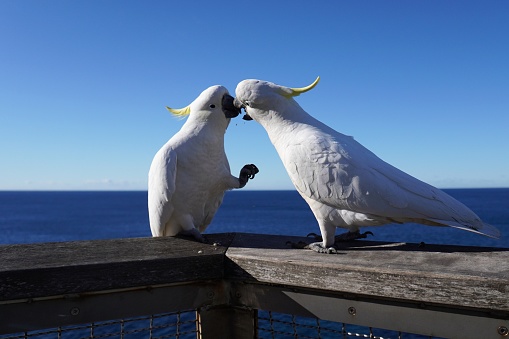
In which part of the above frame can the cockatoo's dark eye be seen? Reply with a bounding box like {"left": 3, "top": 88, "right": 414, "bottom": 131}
{"left": 209, "top": 104, "right": 216, "bottom": 109}
{"left": 244, "top": 101, "right": 251, "bottom": 107}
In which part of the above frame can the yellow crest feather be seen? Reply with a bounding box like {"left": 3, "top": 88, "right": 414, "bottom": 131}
{"left": 166, "top": 105, "right": 191, "bottom": 117}
{"left": 286, "top": 76, "right": 320, "bottom": 98}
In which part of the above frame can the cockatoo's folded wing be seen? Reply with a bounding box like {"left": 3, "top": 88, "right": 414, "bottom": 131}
{"left": 287, "top": 133, "right": 499, "bottom": 238}
{"left": 148, "top": 149, "right": 177, "bottom": 236}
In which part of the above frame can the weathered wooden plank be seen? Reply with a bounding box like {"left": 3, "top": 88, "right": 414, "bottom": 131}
{"left": 3, "top": 232, "right": 509, "bottom": 315}
{"left": 0, "top": 234, "right": 234, "bottom": 301}
{"left": 224, "top": 233, "right": 509, "bottom": 313}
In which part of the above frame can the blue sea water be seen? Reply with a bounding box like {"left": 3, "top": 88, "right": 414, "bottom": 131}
{"left": 0, "top": 189, "right": 508, "bottom": 247}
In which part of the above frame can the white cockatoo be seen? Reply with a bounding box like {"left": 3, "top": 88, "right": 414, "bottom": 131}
{"left": 148, "top": 85, "right": 258, "bottom": 242}
{"left": 234, "top": 77, "right": 500, "bottom": 253}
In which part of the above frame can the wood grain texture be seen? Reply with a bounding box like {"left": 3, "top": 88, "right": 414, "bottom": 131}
{"left": 2, "top": 232, "right": 508, "bottom": 315}
{"left": 0, "top": 234, "right": 233, "bottom": 301}
{"left": 224, "top": 233, "right": 509, "bottom": 313}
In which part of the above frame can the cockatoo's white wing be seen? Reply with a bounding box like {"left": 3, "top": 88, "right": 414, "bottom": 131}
{"left": 286, "top": 131, "right": 500, "bottom": 238}
{"left": 148, "top": 148, "right": 177, "bottom": 237}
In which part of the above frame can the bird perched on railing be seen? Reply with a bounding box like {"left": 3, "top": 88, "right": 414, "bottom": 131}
{"left": 233, "top": 77, "right": 499, "bottom": 253}
{"left": 149, "top": 85, "right": 258, "bottom": 242}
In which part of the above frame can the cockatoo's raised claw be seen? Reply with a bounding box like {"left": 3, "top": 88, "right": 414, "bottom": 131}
{"left": 239, "top": 164, "right": 259, "bottom": 187}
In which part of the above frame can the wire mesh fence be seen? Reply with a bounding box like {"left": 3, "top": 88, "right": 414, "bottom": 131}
{"left": 0, "top": 310, "right": 198, "bottom": 339}
{"left": 0, "top": 307, "right": 449, "bottom": 339}
{"left": 256, "top": 310, "right": 443, "bottom": 339}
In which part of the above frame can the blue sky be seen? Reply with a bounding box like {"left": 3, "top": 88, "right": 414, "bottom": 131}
{"left": 1, "top": 1, "right": 508, "bottom": 191}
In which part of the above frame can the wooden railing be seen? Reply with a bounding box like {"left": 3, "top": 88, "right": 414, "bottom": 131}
{"left": 1, "top": 233, "right": 508, "bottom": 338}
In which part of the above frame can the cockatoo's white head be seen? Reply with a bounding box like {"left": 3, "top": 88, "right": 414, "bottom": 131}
{"left": 233, "top": 77, "right": 320, "bottom": 122}
{"left": 166, "top": 85, "right": 241, "bottom": 126}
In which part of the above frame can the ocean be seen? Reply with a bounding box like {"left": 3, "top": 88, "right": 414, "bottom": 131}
{"left": 0, "top": 189, "right": 508, "bottom": 247}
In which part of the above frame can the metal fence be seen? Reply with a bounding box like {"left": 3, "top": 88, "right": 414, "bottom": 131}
{"left": 1, "top": 309, "right": 442, "bottom": 339}
{"left": 257, "top": 311, "right": 405, "bottom": 339}
{"left": 0, "top": 310, "right": 198, "bottom": 339}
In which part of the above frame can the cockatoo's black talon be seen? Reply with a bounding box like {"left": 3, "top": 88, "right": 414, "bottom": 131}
{"left": 334, "top": 230, "right": 374, "bottom": 242}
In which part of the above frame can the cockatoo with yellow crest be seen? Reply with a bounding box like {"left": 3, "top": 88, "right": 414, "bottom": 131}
{"left": 149, "top": 85, "right": 258, "bottom": 242}
{"left": 234, "top": 77, "right": 500, "bottom": 253}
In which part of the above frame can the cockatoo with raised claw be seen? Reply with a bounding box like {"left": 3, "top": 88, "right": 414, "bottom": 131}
{"left": 234, "top": 77, "right": 500, "bottom": 253}
{"left": 148, "top": 85, "right": 259, "bottom": 242}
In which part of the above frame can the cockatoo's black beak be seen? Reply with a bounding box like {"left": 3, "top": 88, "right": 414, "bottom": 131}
{"left": 222, "top": 94, "right": 241, "bottom": 118}
{"left": 233, "top": 97, "right": 253, "bottom": 121}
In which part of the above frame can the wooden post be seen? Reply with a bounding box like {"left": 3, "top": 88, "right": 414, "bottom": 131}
{"left": 197, "top": 306, "right": 256, "bottom": 339}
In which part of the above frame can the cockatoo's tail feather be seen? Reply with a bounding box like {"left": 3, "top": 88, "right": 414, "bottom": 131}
{"left": 432, "top": 218, "right": 501, "bottom": 239}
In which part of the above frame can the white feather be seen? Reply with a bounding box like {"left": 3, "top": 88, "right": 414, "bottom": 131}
{"left": 148, "top": 85, "right": 243, "bottom": 239}
{"left": 235, "top": 79, "right": 500, "bottom": 248}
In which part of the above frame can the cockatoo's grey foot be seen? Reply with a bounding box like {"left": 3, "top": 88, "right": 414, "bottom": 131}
{"left": 178, "top": 228, "right": 206, "bottom": 243}
{"left": 306, "top": 242, "right": 337, "bottom": 254}
{"left": 239, "top": 164, "right": 259, "bottom": 188}
{"left": 334, "top": 230, "right": 374, "bottom": 242}
{"left": 286, "top": 240, "right": 337, "bottom": 254}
